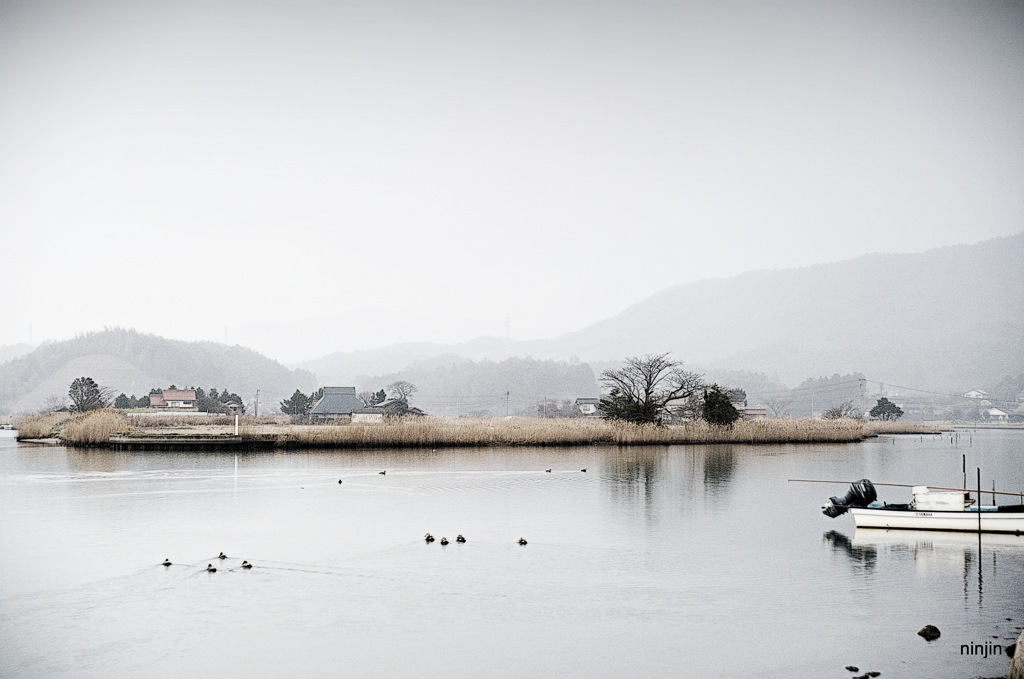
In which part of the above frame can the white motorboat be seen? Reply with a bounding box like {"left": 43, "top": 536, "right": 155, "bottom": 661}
{"left": 821, "top": 479, "right": 1024, "bottom": 535}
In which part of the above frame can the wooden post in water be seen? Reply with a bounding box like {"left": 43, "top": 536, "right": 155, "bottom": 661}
{"left": 977, "top": 468, "right": 982, "bottom": 536}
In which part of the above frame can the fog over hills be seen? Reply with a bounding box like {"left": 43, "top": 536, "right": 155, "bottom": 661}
{"left": 2, "top": 235, "right": 1019, "bottom": 415}
{"left": 305, "top": 234, "right": 1024, "bottom": 392}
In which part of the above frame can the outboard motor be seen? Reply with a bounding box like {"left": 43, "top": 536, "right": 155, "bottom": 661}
{"left": 822, "top": 479, "right": 877, "bottom": 518}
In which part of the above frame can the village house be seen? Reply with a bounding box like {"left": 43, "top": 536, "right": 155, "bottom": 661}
{"left": 984, "top": 408, "right": 1009, "bottom": 423}
{"left": 575, "top": 397, "right": 601, "bottom": 417}
{"left": 149, "top": 389, "right": 198, "bottom": 410}
{"left": 963, "top": 389, "right": 988, "bottom": 399}
{"left": 309, "top": 387, "right": 384, "bottom": 423}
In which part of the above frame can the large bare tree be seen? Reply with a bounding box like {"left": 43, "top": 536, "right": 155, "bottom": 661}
{"left": 386, "top": 381, "right": 418, "bottom": 402}
{"left": 599, "top": 354, "right": 704, "bottom": 425}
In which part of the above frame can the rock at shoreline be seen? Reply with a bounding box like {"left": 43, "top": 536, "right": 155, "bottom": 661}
{"left": 917, "top": 625, "right": 940, "bottom": 641}
{"left": 1009, "top": 628, "right": 1024, "bottom": 679}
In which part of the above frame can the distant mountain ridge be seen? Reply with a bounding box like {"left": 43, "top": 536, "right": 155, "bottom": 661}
{"left": 303, "top": 234, "right": 1024, "bottom": 391}
{"left": 0, "top": 328, "right": 317, "bottom": 414}
{"left": 4, "top": 235, "right": 1020, "bottom": 414}
{"left": 548, "top": 233, "right": 1024, "bottom": 388}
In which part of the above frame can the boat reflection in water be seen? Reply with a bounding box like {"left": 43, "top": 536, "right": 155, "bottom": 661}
{"left": 823, "top": 530, "right": 877, "bottom": 573}
{"left": 827, "top": 528, "right": 1024, "bottom": 607}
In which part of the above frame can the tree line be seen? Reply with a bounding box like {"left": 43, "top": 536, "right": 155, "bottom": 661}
{"left": 280, "top": 381, "right": 420, "bottom": 418}
{"left": 63, "top": 377, "right": 250, "bottom": 414}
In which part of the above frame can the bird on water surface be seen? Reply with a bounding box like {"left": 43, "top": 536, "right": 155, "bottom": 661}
{"left": 218, "top": 552, "right": 227, "bottom": 559}
{"left": 456, "top": 535, "right": 466, "bottom": 543}
{"left": 206, "top": 564, "right": 217, "bottom": 572}
{"left": 425, "top": 533, "right": 435, "bottom": 543}
{"left": 162, "top": 558, "right": 172, "bottom": 566}
{"left": 241, "top": 561, "right": 252, "bottom": 569}
{"left": 440, "top": 537, "right": 449, "bottom": 545}
{"left": 518, "top": 538, "right": 528, "bottom": 545}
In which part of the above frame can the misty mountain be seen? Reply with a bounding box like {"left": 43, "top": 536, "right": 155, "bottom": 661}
{"left": 552, "top": 233, "right": 1024, "bottom": 389}
{"left": 0, "top": 328, "right": 317, "bottom": 414}
{"left": 0, "top": 343, "right": 34, "bottom": 364}
{"left": 303, "top": 234, "right": 1024, "bottom": 393}
{"left": 358, "top": 355, "right": 600, "bottom": 418}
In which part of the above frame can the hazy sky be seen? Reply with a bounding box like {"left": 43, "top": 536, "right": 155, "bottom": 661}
{"left": 1, "top": 1, "right": 1022, "bottom": 363}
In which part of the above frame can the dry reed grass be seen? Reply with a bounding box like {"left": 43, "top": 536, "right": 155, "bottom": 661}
{"left": 130, "top": 414, "right": 237, "bottom": 428}
{"left": 60, "top": 409, "right": 134, "bottom": 446}
{"left": 262, "top": 416, "right": 893, "bottom": 449}
{"left": 21, "top": 410, "right": 946, "bottom": 448}
{"left": 866, "top": 420, "right": 949, "bottom": 435}
{"left": 14, "top": 412, "right": 72, "bottom": 439}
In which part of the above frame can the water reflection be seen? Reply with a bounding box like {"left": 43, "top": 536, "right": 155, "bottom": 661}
{"left": 823, "top": 530, "right": 877, "bottom": 572}
{"left": 603, "top": 445, "right": 666, "bottom": 517}
{"left": 701, "top": 445, "right": 736, "bottom": 492}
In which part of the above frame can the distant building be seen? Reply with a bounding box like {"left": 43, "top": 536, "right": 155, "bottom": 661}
{"left": 575, "top": 397, "right": 601, "bottom": 417}
{"left": 376, "top": 399, "right": 426, "bottom": 417}
{"left": 149, "top": 389, "right": 198, "bottom": 410}
{"left": 984, "top": 408, "right": 1009, "bottom": 423}
{"left": 309, "top": 387, "right": 384, "bottom": 423}
{"left": 740, "top": 408, "right": 767, "bottom": 419}
{"left": 963, "top": 389, "right": 988, "bottom": 399}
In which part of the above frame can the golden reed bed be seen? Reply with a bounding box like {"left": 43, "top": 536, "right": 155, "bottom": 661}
{"left": 15, "top": 410, "right": 944, "bottom": 448}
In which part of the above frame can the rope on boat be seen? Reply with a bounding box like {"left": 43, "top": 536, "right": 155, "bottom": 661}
{"left": 788, "top": 478, "right": 1024, "bottom": 499}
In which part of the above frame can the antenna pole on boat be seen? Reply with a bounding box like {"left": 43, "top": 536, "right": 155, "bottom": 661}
{"left": 962, "top": 454, "right": 966, "bottom": 495}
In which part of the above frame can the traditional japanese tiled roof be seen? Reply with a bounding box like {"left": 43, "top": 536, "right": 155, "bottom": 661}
{"left": 161, "top": 389, "right": 196, "bottom": 401}
{"left": 310, "top": 387, "right": 382, "bottom": 415}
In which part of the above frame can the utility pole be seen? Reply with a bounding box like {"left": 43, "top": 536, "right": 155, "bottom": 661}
{"left": 255, "top": 389, "right": 260, "bottom": 417}
{"left": 506, "top": 391, "right": 510, "bottom": 417}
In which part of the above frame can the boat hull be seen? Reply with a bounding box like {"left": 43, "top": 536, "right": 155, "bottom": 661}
{"left": 851, "top": 507, "right": 1024, "bottom": 534}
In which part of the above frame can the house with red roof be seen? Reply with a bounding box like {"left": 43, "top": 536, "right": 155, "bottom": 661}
{"left": 149, "top": 389, "right": 198, "bottom": 410}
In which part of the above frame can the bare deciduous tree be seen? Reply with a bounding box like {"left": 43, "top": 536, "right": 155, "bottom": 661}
{"left": 41, "top": 395, "right": 69, "bottom": 413}
{"left": 823, "top": 400, "right": 861, "bottom": 420}
{"left": 764, "top": 397, "right": 793, "bottom": 418}
{"left": 599, "top": 353, "right": 704, "bottom": 425}
{"left": 386, "top": 381, "right": 418, "bottom": 402}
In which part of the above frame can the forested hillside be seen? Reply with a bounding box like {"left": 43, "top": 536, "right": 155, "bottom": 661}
{"left": 0, "top": 328, "right": 316, "bottom": 414}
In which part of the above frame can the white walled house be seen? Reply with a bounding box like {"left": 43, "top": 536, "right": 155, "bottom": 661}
{"left": 149, "top": 389, "right": 198, "bottom": 410}
{"left": 575, "top": 397, "right": 601, "bottom": 416}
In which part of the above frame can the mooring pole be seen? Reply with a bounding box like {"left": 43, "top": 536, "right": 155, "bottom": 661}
{"left": 977, "top": 468, "right": 982, "bottom": 536}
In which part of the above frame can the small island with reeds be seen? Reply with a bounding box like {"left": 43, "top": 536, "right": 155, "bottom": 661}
{"left": 14, "top": 408, "right": 942, "bottom": 450}
{"left": 12, "top": 353, "right": 955, "bottom": 450}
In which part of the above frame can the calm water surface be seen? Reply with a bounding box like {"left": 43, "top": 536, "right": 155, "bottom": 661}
{"left": 1, "top": 429, "right": 1022, "bottom": 678}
